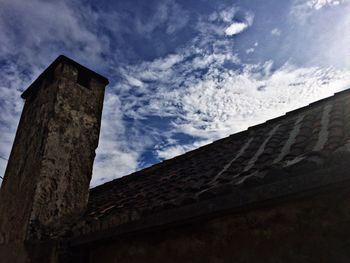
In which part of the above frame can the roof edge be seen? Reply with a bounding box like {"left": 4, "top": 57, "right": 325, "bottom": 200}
{"left": 70, "top": 159, "right": 350, "bottom": 246}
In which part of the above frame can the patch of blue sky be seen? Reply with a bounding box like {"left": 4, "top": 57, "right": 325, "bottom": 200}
{"left": 1, "top": 0, "right": 350, "bottom": 186}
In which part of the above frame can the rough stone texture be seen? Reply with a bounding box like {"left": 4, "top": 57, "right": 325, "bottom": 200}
{"left": 82, "top": 184, "right": 350, "bottom": 263}
{"left": 0, "top": 56, "right": 107, "bottom": 261}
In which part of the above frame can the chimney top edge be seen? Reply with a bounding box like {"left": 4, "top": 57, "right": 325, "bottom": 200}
{"left": 21, "top": 55, "right": 109, "bottom": 99}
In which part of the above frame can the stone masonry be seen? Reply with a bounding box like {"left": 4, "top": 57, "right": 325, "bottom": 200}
{"left": 0, "top": 55, "right": 108, "bottom": 262}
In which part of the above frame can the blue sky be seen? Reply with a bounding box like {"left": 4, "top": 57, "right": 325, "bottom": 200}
{"left": 0, "top": 0, "right": 350, "bottom": 186}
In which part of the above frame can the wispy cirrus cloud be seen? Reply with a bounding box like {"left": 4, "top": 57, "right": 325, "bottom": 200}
{"left": 91, "top": 93, "right": 142, "bottom": 186}
{"left": 0, "top": 0, "right": 135, "bottom": 185}
{"left": 134, "top": 0, "right": 189, "bottom": 35}
{"left": 196, "top": 6, "right": 254, "bottom": 38}
{"left": 307, "top": 0, "right": 345, "bottom": 10}
{"left": 116, "top": 5, "right": 350, "bottom": 160}
{"left": 0, "top": 62, "right": 30, "bottom": 179}
{"left": 287, "top": 0, "right": 350, "bottom": 69}
{"left": 291, "top": 0, "right": 347, "bottom": 23}
{"left": 0, "top": 0, "right": 109, "bottom": 68}
{"left": 0, "top": 0, "right": 193, "bottom": 185}
{"left": 1, "top": 0, "right": 350, "bottom": 187}
{"left": 118, "top": 53, "right": 350, "bottom": 160}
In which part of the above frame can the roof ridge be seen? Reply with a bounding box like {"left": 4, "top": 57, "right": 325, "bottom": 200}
{"left": 90, "top": 88, "right": 350, "bottom": 193}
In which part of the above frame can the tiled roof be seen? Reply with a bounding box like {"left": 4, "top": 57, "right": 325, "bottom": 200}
{"left": 65, "top": 89, "right": 350, "bottom": 242}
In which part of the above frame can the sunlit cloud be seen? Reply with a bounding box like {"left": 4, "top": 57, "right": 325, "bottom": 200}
{"left": 308, "top": 0, "right": 345, "bottom": 9}
{"left": 225, "top": 22, "right": 249, "bottom": 36}
{"left": 91, "top": 93, "right": 141, "bottom": 186}
{"left": 0, "top": 0, "right": 349, "bottom": 186}
{"left": 117, "top": 4, "right": 350, "bottom": 160}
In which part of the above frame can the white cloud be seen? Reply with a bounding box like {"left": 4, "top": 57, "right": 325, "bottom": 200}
{"left": 174, "top": 64, "right": 350, "bottom": 138}
{"left": 219, "top": 7, "right": 237, "bottom": 23}
{"left": 224, "top": 10, "right": 254, "bottom": 36}
{"left": 225, "top": 22, "right": 249, "bottom": 36}
{"left": 320, "top": 3, "right": 350, "bottom": 68}
{"left": 1, "top": 1, "right": 349, "bottom": 188}
{"left": 91, "top": 93, "right": 140, "bottom": 186}
{"left": 0, "top": 62, "right": 37, "bottom": 181}
{"left": 196, "top": 7, "right": 254, "bottom": 37}
{"left": 246, "top": 48, "right": 255, "bottom": 54}
{"left": 133, "top": 0, "right": 189, "bottom": 36}
{"left": 291, "top": 0, "right": 347, "bottom": 23}
{"left": 0, "top": 0, "right": 143, "bottom": 185}
{"left": 156, "top": 145, "right": 187, "bottom": 160}
{"left": 118, "top": 26, "right": 350, "bottom": 154}
{"left": 114, "top": 3, "right": 350, "bottom": 162}
{"left": 0, "top": 61, "right": 141, "bottom": 187}
{"left": 308, "top": 0, "right": 344, "bottom": 9}
{"left": 124, "top": 74, "right": 144, "bottom": 88}
{"left": 271, "top": 28, "right": 281, "bottom": 36}
{"left": 149, "top": 54, "right": 184, "bottom": 70}
{"left": 0, "top": 0, "right": 109, "bottom": 67}
{"left": 156, "top": 140, "right": 211, "bottom": 160}
{"left": 288, "top": 0, "right": 350, "bottom": 68}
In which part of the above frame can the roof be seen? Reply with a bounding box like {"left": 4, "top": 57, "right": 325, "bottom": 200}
{"left": 21, "top": 55, "right": 109, "bottom": 99}
{"left": 63, "top": 88, "right": 350, "bottom": 244}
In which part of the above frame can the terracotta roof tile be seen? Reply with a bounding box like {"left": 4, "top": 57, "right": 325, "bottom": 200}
{"left": 63, "top": 88, "right": 350, "bottom": 240}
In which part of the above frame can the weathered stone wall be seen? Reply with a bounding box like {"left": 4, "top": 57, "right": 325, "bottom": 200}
{"left": 28, "top": 63, "right": 106, "bottom": 239}
{"left": 84, "top": 185, "right": 350, "bottom": 263}
{"left": 0, "top": 76, "right": 57, "bottom": 243}
{"left": 0, "top": 58, "right": 107, "bottom": 261}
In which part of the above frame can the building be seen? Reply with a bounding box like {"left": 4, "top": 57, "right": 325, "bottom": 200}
{"left": 1, "top": 55, "right": 350, "bottom": 262}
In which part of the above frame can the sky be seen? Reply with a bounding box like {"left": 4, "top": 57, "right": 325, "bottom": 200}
{"left": 0, "top": 0, "right": 350, "bottom": 187}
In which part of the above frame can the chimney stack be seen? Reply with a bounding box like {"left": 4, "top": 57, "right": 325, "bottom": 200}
{"left": 0, "top": 55, "right": 108, "bottom": 261}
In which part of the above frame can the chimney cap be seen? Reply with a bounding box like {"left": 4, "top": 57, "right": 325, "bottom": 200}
{"left": 21, "top": 55, "right": 109, "bottom": 99}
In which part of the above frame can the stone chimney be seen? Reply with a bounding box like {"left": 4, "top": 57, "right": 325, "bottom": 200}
{"left": 0, "top": 55, "right": 108, "bottom": 261}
